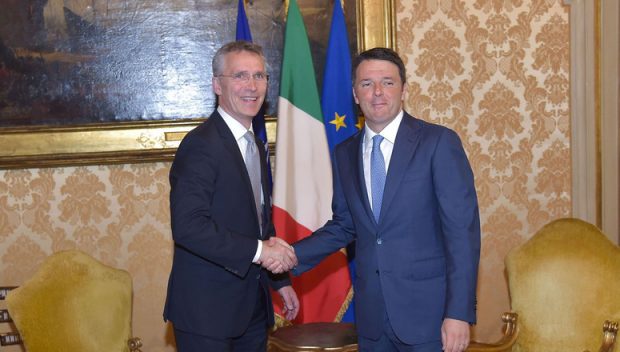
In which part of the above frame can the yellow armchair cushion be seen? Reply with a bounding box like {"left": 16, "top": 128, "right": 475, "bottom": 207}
{"left": 6, "top": 250, "right": 133, "bottom": 352}
{"left": 506, "top": 218, "right": 620, "bottom": 352}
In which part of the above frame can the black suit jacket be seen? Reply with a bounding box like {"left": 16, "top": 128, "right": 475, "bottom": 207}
{"left": 163, "top": 111, "right": 289, "bottom": 338}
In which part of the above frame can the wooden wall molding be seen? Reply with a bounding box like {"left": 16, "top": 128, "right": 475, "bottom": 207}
{"left": 565, "top": 0, "right": 619, "bottom": 242}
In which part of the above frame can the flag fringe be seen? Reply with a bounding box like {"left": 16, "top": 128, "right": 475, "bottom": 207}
{"left": 333, "top": 286, "right": 354, "bottom": 322}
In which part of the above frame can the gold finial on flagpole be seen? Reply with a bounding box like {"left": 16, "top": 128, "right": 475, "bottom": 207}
{"left": 283, "top": 0, "right": 290, "bottom": 19}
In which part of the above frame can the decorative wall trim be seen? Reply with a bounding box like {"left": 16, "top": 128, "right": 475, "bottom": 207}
{"left": 0, "top": 120, "right": 196, "bottom": 169}
{"left": 356, "top": 0, "right": 396, "bottom": 51}
{"left": 600, "top": 0, "right": 619, "bottom": 242}
{"left": 566, "top": 0, "right": 599, "bottom": 230}
{"left": 566, "top": 0, "right": 618, "bottom": 243}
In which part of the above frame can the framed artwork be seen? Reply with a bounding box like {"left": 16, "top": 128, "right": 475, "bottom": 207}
{"left": 0, "top": 0, "right": 395, "bottom": 169}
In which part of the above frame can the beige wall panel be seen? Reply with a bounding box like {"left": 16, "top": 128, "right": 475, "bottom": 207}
{"left": 396, "top": 0, "right": 570, "bottom": 341}
{"left": 0, "top": 163, "right": 176, "bottom": 351}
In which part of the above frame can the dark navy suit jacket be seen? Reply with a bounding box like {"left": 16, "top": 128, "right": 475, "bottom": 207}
{"left": 293, "top": 113, "right": 480, "bottom": 345}
{"left": 163, "top": 112, "right": 289, "bottom": 338}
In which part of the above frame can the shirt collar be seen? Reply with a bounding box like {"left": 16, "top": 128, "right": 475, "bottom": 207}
{"left": 218, "top": 107, "right": 253, "bottom": 141}
{"left": 364, "top": 110, "right": 404, "bottom": 146}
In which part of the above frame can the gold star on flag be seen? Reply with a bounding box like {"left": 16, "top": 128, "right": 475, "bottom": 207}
{"left": 355, "top": 116, "right": 365, "bottom": 130}
{"left": 329, "top": 112, "right": 347, "bottom": 131}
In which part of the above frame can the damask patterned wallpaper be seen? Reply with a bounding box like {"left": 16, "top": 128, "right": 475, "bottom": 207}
{"left": 396, "top": 0, "right": 569, "bottom": 340}
{"left": 0, "top": 0, "right": 570, "bottom": 349}
{"left": 0, "top": 163, "right": 175, "bottom": 351}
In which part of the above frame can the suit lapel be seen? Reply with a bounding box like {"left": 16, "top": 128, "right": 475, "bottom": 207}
{"left": 378, "top": 115, "right": 422, "bottom": 223}
{"left": 213, "top": 113, "right": 247, "bottom": 172}
{"left": 213, "top": 113, "right": 263, "bottom": 234}
{"left": 345, "top": 131, "right": 376, "bottom": 225}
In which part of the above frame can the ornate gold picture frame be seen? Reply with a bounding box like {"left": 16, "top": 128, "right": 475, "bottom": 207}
{"left": 0, "top": 0, "right": 395, "bottom": 169}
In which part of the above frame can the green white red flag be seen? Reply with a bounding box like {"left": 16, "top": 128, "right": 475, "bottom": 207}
{"left": 272, "top": 0, "right": 352, "bottom": 323}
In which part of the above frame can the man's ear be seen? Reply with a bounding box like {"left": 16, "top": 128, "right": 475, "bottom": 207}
{"left": 213, "top": 77, "right": 222, "bottom": 96}
{"left": 352, "top": 87, "right": 359, "bottom": 104}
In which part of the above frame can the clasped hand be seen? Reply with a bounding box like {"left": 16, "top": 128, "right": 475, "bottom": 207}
{"left": 258, "top": 237, "right": 297, "bottom": 274}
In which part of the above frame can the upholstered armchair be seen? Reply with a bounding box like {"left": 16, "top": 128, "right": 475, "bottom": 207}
{"left": 469, "top": 218, "right": 620, "bottom": 352}
{"left": 6, "top": 250, "right": 142, "bottom": 352}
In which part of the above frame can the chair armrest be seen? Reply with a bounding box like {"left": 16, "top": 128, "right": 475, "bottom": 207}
{"left": 596, "top": 320, "right": 618, "bottom": 352}
{"left": 128, "top": 337, "right": 143, "bottom": 351}
{"left": 467, "top": 312, "right": 518, "bottom": 352}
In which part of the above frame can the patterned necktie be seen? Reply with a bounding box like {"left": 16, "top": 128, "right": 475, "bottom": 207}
{"left": 243, "top": 131, "right": 263, "bottom": 235}
{"left": 371, "top": 135, "right": 386, "bottom": 223}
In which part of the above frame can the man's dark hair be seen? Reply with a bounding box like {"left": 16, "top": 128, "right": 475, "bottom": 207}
{"left": 352, "top": 47, "right": 406, "bottom": 84}
{"left": 212, "top": 41, "right": 265, "bottom": 76}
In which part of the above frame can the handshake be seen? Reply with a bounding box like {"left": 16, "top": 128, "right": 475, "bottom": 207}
{"left": 258, "top": 237, "right": 297, "bottom": 274}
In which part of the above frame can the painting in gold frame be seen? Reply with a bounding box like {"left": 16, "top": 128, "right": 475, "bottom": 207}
{"left": 0, "top": 0, "right": 395, "bottom": 169}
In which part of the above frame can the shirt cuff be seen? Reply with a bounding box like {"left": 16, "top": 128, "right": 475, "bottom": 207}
{"left": 252, "top": 240, "right": 263, "bottom": 263}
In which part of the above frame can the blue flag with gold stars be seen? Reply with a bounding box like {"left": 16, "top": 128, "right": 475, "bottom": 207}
{"left": 321, "top": 0, "right": 358, "bottom": 323}
{"left": 321, "top": 0, "right": 359, "bottom": 153}
{"left": 235, "top": 0, "right": 252, "bottom": 41}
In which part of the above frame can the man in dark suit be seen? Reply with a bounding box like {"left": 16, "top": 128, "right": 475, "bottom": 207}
{"left": 163, "top": 41, "right": 299, "bottom": 352}
{"left": 291, "top": 48, "right": 480, "bottom": 352}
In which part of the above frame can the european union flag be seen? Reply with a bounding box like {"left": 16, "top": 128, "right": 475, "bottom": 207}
{"left": 321, "top": 0, "right": 358, "bottom": 153}
{"left": 235, "top": 0, "right": 252, "bottom": 42}
{"left": 236, "top": 0, "right": 271, "bottom": 188}
{"left": 321, "top": 0, "right": 358, "bottom": 323}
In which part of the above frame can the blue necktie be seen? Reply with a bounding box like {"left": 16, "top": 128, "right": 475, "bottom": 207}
{"left": 371, "top": 135, "right": 386, "bottom": 222}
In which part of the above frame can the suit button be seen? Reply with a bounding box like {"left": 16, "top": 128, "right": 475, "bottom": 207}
{"left": 256, "top": 274, "right": 261, "bottom": 279}
{"left": 375, "top": 270, "right": 379, "bottom": 275}
{"left": 376, "top": 238, "right": 382, "bottom": 245}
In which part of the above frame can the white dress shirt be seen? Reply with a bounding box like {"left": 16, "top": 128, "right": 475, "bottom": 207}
{"left": 362, "top": 111, "right": 403, "bottom": 210}
{"left": 218, "top": 107, "right": 264, "bottom": 262}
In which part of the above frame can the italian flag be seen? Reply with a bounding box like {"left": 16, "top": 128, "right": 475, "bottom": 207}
{"left": 272, "top": 0, "right": 352, "bottom": 323}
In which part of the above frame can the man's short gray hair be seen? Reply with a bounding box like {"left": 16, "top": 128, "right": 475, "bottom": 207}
{"left": 212, "top": 41, "right": 265, "bottom": 76}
